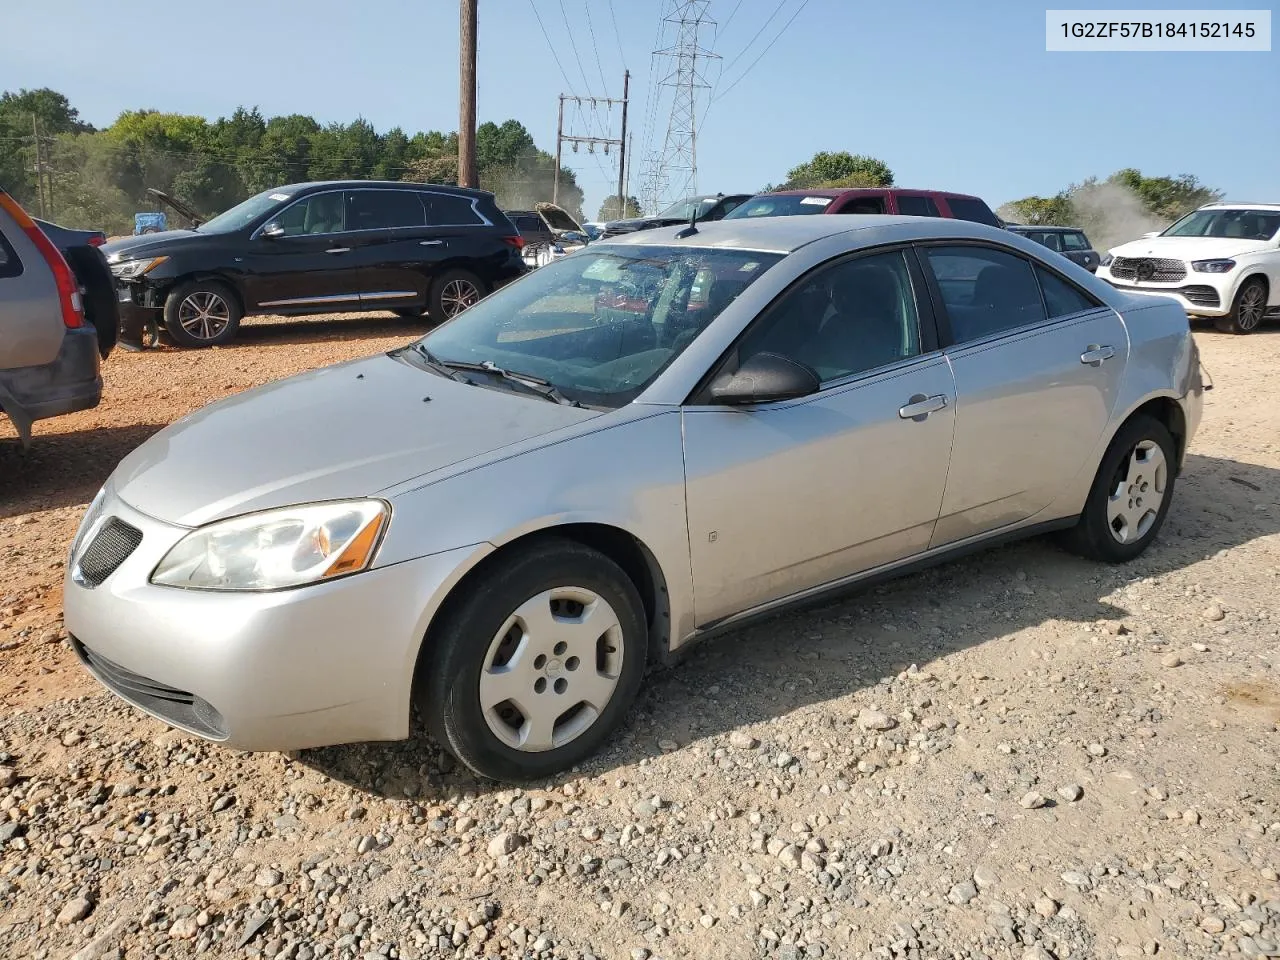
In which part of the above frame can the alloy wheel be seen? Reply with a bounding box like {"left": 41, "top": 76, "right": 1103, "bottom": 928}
{"left": 479, "top": 587, "right": 625, "bottom": 752}
{"left": 1106, "top": 439, "right": 1167, "bottom": 544}
{"left": 177, "top": 291, "right": 232, "bottom": 342}
{"left": 1237, "top": 284, "right": 1265, "bottom": 331}
{"left": 440, "top": 279, "right": 481, "bottom": 318}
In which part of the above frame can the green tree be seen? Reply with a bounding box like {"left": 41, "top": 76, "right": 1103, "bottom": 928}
{"left": 784, "top": 151, "right": 894, "bottom": 189}
{"left": 1107, "top": 168, "right": 1221, "bottom": 221}
{"left": 598, "top": 195, "right": 642, "bottom": 220}
{"left": 0, "top": 88, "right": 95, "bottom": 203}
{"left": 997, "top": 195, "right": 1072, "bottom": 225}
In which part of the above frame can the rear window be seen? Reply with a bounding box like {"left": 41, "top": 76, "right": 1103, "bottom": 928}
{"left": 723, "top": 195, "right": 833, "bottom": 218}
{"left": 428, "top": 193, "right": 485, "bottom": 227}
{"left": 944, "top": 196, "right": 1001, "bottom": 227}
{"left": 1060, "top": 231, "right": 1090, "bottom": 251}
{"left": 836, "top": 196, "right": 886, "bottom": 215}
{"left": 0, "top": 229, "right": 20, "bottom": 278}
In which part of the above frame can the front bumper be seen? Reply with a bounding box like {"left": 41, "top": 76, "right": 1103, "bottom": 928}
{"left": 63, "top": 488, "right": 487, "bottom": 752}
{"left": 1098, "top": 267, "right": 1231, "bottom": 317}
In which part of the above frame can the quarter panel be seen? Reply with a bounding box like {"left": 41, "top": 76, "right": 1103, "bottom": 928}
{"left": 0, "top": 210, "right": 64, "bottom": 370}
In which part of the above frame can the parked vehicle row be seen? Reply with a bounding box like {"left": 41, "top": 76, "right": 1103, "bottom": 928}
{"left": 65, "top": 212, "right": 1203, "bottom": 782}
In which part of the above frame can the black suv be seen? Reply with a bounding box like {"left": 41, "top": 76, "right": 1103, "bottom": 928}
{"left": 103, "top": 181, "right": 527, "bottom": 348}
{"left": 1004, "top": 224, "right": 1100, "bottom": 273}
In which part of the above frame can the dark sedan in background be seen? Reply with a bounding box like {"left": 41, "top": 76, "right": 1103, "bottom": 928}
{"left": 103, "top": 181, "right": 527, "bottom": 348}
{"left": 1005, "top": 224, "right": 1101, "bottom": 273}
{"left": 601, "top": 192, "right": 751, "bottom": 238}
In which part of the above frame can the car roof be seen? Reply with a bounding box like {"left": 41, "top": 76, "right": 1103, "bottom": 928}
{"left": 274, "top": 180, "right": 493, "bottom": 199}
{"left": 1007, "top": 224, "right": 1085, "bottom": 232}
{"left": 763, "top": 187, "right": 985, "bottom": 200}
{"left": 1199, "top": 201, "right": 1280, "bottom": 211}
{"left": 594, "top": 213, "right": 1013, "bottom": 253}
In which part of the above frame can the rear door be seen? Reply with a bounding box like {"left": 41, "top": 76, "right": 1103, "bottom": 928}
{"left": 894, "top": 194, "right": 942, "bottom": 217}
{"left": 239, "top": 191, "right": 364, "bottom": 311}
{"left": 346, "top": 188, "right": 433, "bottom": 309}
{"left": 0, "top": 203, "right": 63, "bottom": 370}
{"left": 918, "top": 242, "right": 1128, "bottom": 546}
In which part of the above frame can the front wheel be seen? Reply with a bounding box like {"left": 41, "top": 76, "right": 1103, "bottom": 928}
{"left": 1060, "top": 414, "right": 1177, "bottom": 563}
{"left": 417, "top": 539, "right": 647, "bottom": 782}
{"left": 163, "top": 280, "right": 242, "bottom": 348}
{"left": 1215, "top": 278, "right": 1267, "bottom": 334}
{"left": 429, "top": 269, "right": 486, "bottom": 321}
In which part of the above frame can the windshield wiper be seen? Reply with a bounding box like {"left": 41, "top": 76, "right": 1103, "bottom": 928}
{"left": 417, "top": 351, "right": 581, "bottom": 406}
{"left": 411, "top": 343, "right": 475, "bottom": 384}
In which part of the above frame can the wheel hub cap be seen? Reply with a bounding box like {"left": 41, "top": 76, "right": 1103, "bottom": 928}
{"left": 1106, "top": 440, "right": 1167, "bottom": 544}
{"left": 178, "top": 292, "right": 231, "bottom": 341}
{"left": 479, "top": 587, "right": 625, "bottom": 752}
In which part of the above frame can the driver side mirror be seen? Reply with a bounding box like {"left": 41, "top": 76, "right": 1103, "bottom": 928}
{"left": 708, "top": 352, "right": 820, "bottom": 405}
{"left": 261, "top": 222, "right": 285, "bottom": 239}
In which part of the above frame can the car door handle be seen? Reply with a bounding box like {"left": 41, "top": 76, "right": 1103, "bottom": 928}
{"left": 325, "top": 246, "right": 351, "bottom": 254}
{"left": 898, "top": 394, "right": 948, "bottom": 421}
{"left": 1081, "top": 344, "right": 1115, "bottom": 365}
{"left": 419, "top": 239, "right": 444, "bottom": 246}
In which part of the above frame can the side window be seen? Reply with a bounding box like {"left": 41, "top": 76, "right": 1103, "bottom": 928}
{"left": 1035, "top": 231, "right": 1062, "bottom": 252}
{"left": 738, "top": 250, "right": 922, "bottom": 384}
{"left": 275, "top": 193, "right": 346, "bottom": 236}
{"left": 716, "top": 198, "right": 743, "bottom": 218}
{"left": 0, "top": 230, "right": 21, "bottom": 278}
{"left": 427, "top": 193, "right": 485, "bottom": 226}
{"left": 348, "top": 190, "right": 426, "bottom": 231}
{"left": 924, "top": 246, "right": 1048, "bottom": 343}
{"left": 897, "top": 195, "right": 940, "bottom": 217}
{"left": 944, "top": 197, "right": 1001, "bottom": 227}
{"left": 1060, "top": 231, "right": 1089, "bottom": 251}
{"left": 1036, "top": 265, "right": 1100, "bottom": 318}
{"left": 838, "top": 196, "right": 886, "bottom": 215}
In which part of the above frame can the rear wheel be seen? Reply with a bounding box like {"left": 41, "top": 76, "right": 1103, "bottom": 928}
{"left": 163, "top": 280, "right": 241, "bottom": 348}
{"left": 1214, "top": 278, "right": 1267, "bottom": 334}
{"left": 1060, "top": 414, "right": 1177, "bottom": 563}
{"left": 429, "top": 269, "right": 485, "bottom": 321}
{"left": 417, "top": 539, "right": 647, "bottom": 782}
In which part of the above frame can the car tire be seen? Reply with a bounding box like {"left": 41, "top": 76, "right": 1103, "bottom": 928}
{"left": 1060, "top": 414, "right": 1177, "bottom": 563}
{"left": 163, "top": 280, "right": 242, "bottom": 348}
{"left": 418, "top": 538, "right": 647, "bottom": 782}
{"left": 429, "top": 269, "right": 486, "bottom": 321}
{"left": 1214, "top": 277, "right": 1267, "bottom": 334}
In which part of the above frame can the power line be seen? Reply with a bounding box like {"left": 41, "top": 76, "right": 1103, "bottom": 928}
{"left": 558, "top": 0, "right": 596, "bottom": 95}
{"left": 714, "top": 0, "right": 812, "bottom": 103}
{"left": 719, "top": 0, "right": 745, "bottom": 34}
{"left": 606, "top": 0, "right": 628, "bottom": 70}
{"left": 582, "top": 1, "right": 611, "bottom": 96}
{"left": 528, "top": 0, "right": 578, "bottom": 96}
{"left": 720, "top": 0, "right": 789, "bottom": 77}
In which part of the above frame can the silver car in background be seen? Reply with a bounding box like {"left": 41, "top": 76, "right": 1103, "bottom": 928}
{"left": 64, "top": 215, "right": 1203, "bottom": 782}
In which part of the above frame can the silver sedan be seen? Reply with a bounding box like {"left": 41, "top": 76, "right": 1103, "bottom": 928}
{"left": 64, "top": 215, "right": 1204, "bottom": 781}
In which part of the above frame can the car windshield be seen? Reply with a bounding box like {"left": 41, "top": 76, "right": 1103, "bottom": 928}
{"left": 655, "top": 197, "right": 718, "bottom": 220}
{"left": 412, "top": 245, "right": 783, "bottom": 408}
{"left": 197, "top": 188, "right": 296, "bottom": 234}
{"left": 1162, "top": 208, "right": 1280, "bottom": 241}
{"left": 723, "top": 195, "right": 833, "bottom": 219}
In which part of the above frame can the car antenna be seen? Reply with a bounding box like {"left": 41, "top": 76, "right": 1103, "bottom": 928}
{"left": 675, "top": 205, "right": 698, "bottom": 239}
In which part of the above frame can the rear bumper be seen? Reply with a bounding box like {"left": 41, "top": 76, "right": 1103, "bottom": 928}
{"left": 0, "top": 326, "right": 102, "bottom": 436}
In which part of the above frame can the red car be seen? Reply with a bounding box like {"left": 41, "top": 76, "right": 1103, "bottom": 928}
{"left": 724, "top": 187, "right": 1002, "bottom": 227}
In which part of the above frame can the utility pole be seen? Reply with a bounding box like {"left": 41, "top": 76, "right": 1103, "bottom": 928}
{"left": 553, "top": 95, "right": 564, "bottom": 204}
{"left": 458, "top": 0, "right": 478, "bottom": 188}
{"left": 31, "top": 116, "right": 47, "bottom": 219}
{"left": 624, "top": 132, "right": 633, "bottom": 206}
{"left": 616, "top": 70, "right": 630, "bottom": 217}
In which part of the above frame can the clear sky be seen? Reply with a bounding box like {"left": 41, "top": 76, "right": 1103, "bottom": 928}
{"left": 3, "top": 0, "right": 1277, "bottom": 219}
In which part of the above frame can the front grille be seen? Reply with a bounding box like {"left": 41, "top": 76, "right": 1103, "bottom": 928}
{"left": 1181, "top": 285, "right": 1221, "bottom": 307}
{"left": 76, "top": 517, "right": 142, "bottom": 586}
{"left": 1111, "top": 257, "right": 1187, "bottom": 283}
{"left": 72, "top": 638, "right": 228, "bottom": 739}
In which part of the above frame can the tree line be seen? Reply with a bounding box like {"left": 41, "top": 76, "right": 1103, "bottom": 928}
{"left": 0, "top": 88, "right": 587, "bottom": 235}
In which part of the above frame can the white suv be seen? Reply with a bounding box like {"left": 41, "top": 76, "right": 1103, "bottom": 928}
{"left": 1097, "top": 203, "right": 1280, "bottom": 333}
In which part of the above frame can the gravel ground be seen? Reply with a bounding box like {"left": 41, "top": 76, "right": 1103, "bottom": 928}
{"left": 1, "top": 314, "right": 1278, "bottom": 960}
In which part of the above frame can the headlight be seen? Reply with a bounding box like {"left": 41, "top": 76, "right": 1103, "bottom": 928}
{"left": 1191, "top": 259, "right": 1236, "bottom": 274}
{"left": 151, "top": 500, "right": 390, "bottom": 591}
{"left": 1100, "top": 253, "right": 1114, "bottom": 267}
{"left": 109, "top": 256, "right": 169, "bottom": 279}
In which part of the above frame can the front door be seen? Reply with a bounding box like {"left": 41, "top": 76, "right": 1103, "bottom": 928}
{"left": 918, "top": 243, "right": 1129, "bottom": 546}
{"left": 681, "top": 248, "right": 957, "bottom": 626}
{"left": 240, "top": 191, "right": 363, "bottom": 311}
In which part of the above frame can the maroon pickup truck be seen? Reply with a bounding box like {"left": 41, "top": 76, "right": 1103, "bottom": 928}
{"left": 724, "top": 187, "right": 1003, "bottom": 226}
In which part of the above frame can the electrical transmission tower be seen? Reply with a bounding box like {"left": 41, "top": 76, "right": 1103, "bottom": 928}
{"left": 643, "top": 0, "right": 718, "bottom": 214}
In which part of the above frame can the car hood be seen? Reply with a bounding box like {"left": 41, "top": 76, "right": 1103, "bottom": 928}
{"left": 102, "top": 230, "right": 205, "bottom": 259}
{"left": 1108, "top": 236, "right": 1271, "bottom": 260}
{"left": 110, "top": 352, "right": 603, "bottom": 527}
{"left": 604, "top": 216, "right": 670, "bottom": 233}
